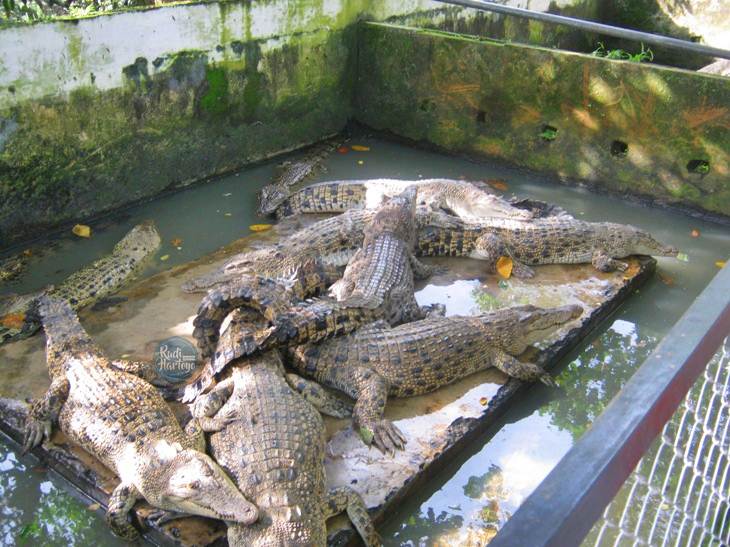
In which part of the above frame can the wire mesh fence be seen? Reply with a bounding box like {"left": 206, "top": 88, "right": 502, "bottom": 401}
{"left": 584, "top": 336, "right": 730, "bottom": 547}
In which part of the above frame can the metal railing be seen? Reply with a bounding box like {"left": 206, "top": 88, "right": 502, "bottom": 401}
{"left": 433, "top": 0, "right": 730, "bottom": 61}
{"left": 488, "top": 262, "right": 730, "bottom": 546}
{"left": 587, "top": 336, "right": 730, "bottom": 546}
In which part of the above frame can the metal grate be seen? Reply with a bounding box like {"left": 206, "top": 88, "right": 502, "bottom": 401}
{"left": 586, "top": 336, "right": 730, "bottom": 547}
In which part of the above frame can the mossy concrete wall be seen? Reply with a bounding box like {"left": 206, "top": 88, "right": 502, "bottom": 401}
{"left": 356, "top": 22, "right": 730, "bottom": 216}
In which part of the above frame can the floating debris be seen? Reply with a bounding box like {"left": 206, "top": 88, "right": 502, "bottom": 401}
{"left": 72, "top": 224, "right": 91, "bottom": 238}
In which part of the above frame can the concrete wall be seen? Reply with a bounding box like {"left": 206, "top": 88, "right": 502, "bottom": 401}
{"left": 356, "top": 23, "right": 730, "bottom": 216}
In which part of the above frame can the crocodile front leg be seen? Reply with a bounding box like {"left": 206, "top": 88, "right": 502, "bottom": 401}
{"left": 325, "top": 487, "right": 382, "bottom": 547}
{"left": 183, "top": 418, "right": 206, "bottom": 452}
{"left": 107, "top": 482, "right": 141, "bottom": 540}
{"left": 492, "top": 349, "right": 557, "bottom": 387}
{"left": 333, "top": 366, "right": 405, "bottom": 454}
{"left": 285, "top": 373, "right": 353, "bottom": 418}
{"left": 191, "top": 377, "right": 235, "bottom": 418}
{"left": 408, "top": 254, "right": 438, "bottom": 280}
{"left": 592, "top": 249, "right": 628, "bottom": 272}
{"left": 23, "top": 377, "right": 69, "bottom": 453}
{"left": 474, "top": 233, "right": 535, "bottom": 278}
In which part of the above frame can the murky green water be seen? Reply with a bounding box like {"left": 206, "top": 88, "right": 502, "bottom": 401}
{"left": 1, "top": 136, "right": 729, "bottom": 545}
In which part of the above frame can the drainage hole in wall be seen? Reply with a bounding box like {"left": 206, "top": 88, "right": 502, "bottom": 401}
{"left": 540, "top": 125, "right": 558, "bottom": 141}
{"left": 687, "top": 159, "right": 710, "bottom": 175}
{"left": 611, "top": 140, "right": 628, "bottom": 157}
{"left": 476, "top": 110, "right": 486, "bottom": 123}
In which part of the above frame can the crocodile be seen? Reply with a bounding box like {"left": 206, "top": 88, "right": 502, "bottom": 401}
{"left": 23, "top": 296, "right": 258, "bottom": 539}
{"left": 191, "top": 349, "right": 380, "bottom": 546}
{"left": 286, "top": 304, "right": 582, "bottom": 453}
{"left": 192, "top": 187, "right": 431, "bottom": 365}
{"left": 0, "top": 221, "right": 161, "bottom": 345}
{"left": 418, "top": 215, "right": 678, "bottom": 277}
{"left": 257, "top": 139, "right": 341, "bottom": 216}
{"left": 272, "top": 178, "right": 534, "bottom": 221}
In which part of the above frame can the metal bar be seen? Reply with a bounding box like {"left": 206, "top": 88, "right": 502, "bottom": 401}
{"left": 489, "top": 263, "right": 730, "bottom": 547}
{"left": 433, "top": 0, "right": 730, "bottom": 61}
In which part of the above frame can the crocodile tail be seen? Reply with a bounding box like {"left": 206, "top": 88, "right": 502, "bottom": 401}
{"left": 36, "top": 294, "right": 95, "bottom": 352}
{"left": 258, "top": 297, "right": 381, "bottom": 352}
{"left": 192, "top": 276, "right": 293, "bottom": 358}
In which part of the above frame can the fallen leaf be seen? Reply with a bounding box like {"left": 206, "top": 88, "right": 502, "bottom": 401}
{"left": 160, "top": 255, "right": 170, "bottom": 261}
{"left": 337, "top": 146, "right": 349, "bottom": 154}
{"left": 716, "top": 260, "right": 726, "bottom": 269}
{"left": 690, "top": 229, "right": 700, "bottom": 238}
{"left": 72, "top": 224, "right": 91, "bottom": 238}
{"left": 487, "top": 179, "right": 509, "bottom": 192}
{"left": 87, "top": 503, "right": 101, "bottom": 511}
{"left": 496, "top": 256, "right": 513, "bottom": 279}
{"left": 170, "top": 238, "right": 183, "bottom": 247}
{"left": 479, "top": 397, "right": 488, "bottom": 406}
{"left": 0, "top": 313, "right": 26, "bottom": 329}
{"left": 658, "top": 272, "right": 674, "bottom": 286}
{"left": 350, "top": 145, "right": 370, "bottom": 152}
{"left": 357, "top": 160, "right": 364, "bottom": 165}
{"left": 676, "top": 252, "right": 689, "bottom": 262}
{"left": 249, "top": 224, "right": 273, "bottom": 232}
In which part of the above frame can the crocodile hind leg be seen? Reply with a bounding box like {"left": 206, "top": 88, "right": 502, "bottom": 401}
{"left": 409, "top": 254, "right": 439, "bottom": 280}
{"left": 325, "top": 487, "right": 381, "bottom": 547}
{"left": 107, "top": 482, "right": 141, "bottom": 540}
{"left": 285, "top": 373, "right": 353, "bottom": 418}
{"left": 592, "top": 249, "right": 628, "bottom": 273}
{"left": 23, "top": 377, "right": 69, "bottom": 453}
{"left": 492, "top": 349, "right": 557, "bottom": 387}
{"left": 474, "top": 233, "right": 535, "bottom": 278}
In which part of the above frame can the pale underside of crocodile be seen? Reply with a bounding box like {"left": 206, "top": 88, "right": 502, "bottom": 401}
{"left": 23, "top": 296, "right": 257, "bottom": 540}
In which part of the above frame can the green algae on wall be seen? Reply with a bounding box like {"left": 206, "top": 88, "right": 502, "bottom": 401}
{"left": 0, "top": 27, "right": 355, "bottom": 245}
{"left": 355, "top": 22, "right": 730, "bottom": 216}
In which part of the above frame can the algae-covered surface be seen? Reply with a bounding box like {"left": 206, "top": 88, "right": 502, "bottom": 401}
{"left": 1, "top": 136, "right": 728, "bottom": 545}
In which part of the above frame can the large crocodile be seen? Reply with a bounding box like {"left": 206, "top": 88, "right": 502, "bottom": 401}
{"left": 192, "top": 349, "right": 380, "bottom": 546}
{"left": 286, "top": 304, "right": 582, "bottom": 453}
{"left": 257, "top": 139, "right": 341, "bottom": 216}
{"left": 0, "top": 221, "right": 161, "bottom": 345}
{"left": 418, "top": 215, "right": 678, "bottom": 277}
{"left": 272, "top": 178, "right": 534, "bottom": 221}
{"left": 23, "top": 295, "right": 258, "bottom": 539}
{"left": 192, "top": 187, "right": 430, "bottom": 365}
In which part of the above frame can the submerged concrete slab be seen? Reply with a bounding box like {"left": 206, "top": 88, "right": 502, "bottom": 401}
{"left": 0, "top": 218, "right": 656, "bottom": 545}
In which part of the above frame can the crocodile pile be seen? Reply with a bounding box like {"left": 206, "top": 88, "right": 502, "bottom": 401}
{"left": 10, "top": 138, "right": 680, "bottom": 545}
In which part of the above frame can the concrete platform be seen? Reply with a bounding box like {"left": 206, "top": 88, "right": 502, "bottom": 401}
{"left": 0, "top": 218, "right": 656, "bottom": 545}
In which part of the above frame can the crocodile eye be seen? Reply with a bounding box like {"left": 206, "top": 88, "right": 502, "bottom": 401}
{"left": 190, "top": 480, "right": 201, "bottom": 489}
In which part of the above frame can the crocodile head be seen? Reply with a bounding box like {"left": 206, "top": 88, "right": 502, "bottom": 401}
{"left": 365, "top": 186, "right": 418, "bottom": 244}
{"left": 227, "top": 512, "right": 326, "bottom": 547}
{"left": 142, "top": 446, "right": 258, "bottom": 525}
{"left": 619, "top": 225, "right": 678, "bottom": 257}
{"left": 258, "top": 184, "right": 291, "bottom": 216}
{"left": 513, "top": 304, "right": 583, "bottom": 345}
{"left": 112, "top": 220, "right": 162, "bottom": 260}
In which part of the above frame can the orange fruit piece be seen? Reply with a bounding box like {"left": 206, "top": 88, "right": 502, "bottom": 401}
{"left": 496, "top": 256, "right": 513, "bottom": 279}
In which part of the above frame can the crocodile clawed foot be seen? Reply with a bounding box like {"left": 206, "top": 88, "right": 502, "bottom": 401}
{"left": 107, "top": 513, "right": 140, "bottom": 541}
{"left": 421, "top": 303, "right": 446, "bottom": 318}
{"left": 360, "top": 420, "right": 407, "bottom": 455}
{"left": 539, "top": 374, "right": 559, "bottom": 388}
{"left": 22, "top": 415, "right": 51, "bottom": 454}
{"left": 147, "top": 509, "right": 189, "bottom": 527}
{"left": 511, "top": 262, "right": 536, "bottom": 279}
{"left": 614, "top": 260, "right": 629, "bottom": 272}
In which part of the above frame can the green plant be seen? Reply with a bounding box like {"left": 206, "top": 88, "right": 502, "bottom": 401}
{"left": 592, "top": 42, "right": 654, "bottom": 63}
{"left": 2, "top": 0, "right": 45, "bottom": 22}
